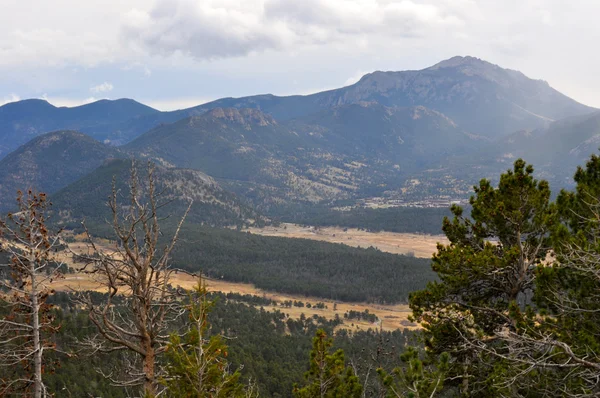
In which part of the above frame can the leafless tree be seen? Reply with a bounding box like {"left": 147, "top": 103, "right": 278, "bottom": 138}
{"left": 0, "top": 190, "right": 64, "bottom": 398}
{"left": 76, "top": 162, "right": 191, "bottom": 397}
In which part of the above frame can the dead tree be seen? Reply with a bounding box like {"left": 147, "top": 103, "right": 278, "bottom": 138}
{"left": 0, "top": 191, "right": 63, "bottom": 398}
{"left": 77, "top": 162, "right": 191, "bottom": 397}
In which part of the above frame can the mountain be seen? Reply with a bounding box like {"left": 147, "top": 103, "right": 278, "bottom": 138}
{"left": 126, "top": 107, "right": 300, "bottom": 179}
{"left": 124, "top": 108, "right": 347, "bottom": 207}
{"left": 1, "top": 56, "right": 592, "bottom": 157}
{"left": 287, "top": 102, "right": 487, "bottom": 164}
{"left": 51, "top": 158, "right": 261, "bottom": 229}
{"left": 0, "top": 131, "right": 120, "bottom": 211}
{"left": 1, "top": 55, "right": 595, "bottom": 207}
{"left": 0, "top": 98, "right": 159, "bottom": 157}
{"left": 125, "top": 104, "right": 488, "bottom": 207}
{"left": 459, "top": 110, "right": 600, "bottom": 187}
{"left": 190, "top": 56, "right": 595, "bottom": 137}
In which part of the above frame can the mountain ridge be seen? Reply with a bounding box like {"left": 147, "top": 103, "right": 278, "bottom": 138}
{"left": 1, "top": 56, "right": 594, "bottom": 158}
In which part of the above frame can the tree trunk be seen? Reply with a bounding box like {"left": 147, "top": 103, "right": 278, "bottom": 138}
{"left": 461, "top": 355, "right": 470, "bottom": 397}
{"left": 143, "top": 341, "right": 156, "bottom": 397}
{"left": 30, "top": 253, "right": 43, "bottom": 398}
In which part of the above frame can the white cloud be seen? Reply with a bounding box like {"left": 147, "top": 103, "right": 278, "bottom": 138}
{"left": 121, "top": 0, "right": 465, "bottom": 61}
{"left": 0, "top": 93, "right": 20, "bottom": 106}
{"left": 90, "top": 82, "right": 114, "bottom": 93}
{"left": 121, "top": 0, "right": 289, "bottom": 60}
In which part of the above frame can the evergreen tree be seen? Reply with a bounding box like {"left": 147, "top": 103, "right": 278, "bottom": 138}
{"left": 409, "top": 159, "right": 555, "bottom": 396}
{"left": 508, "top": 153, "right": 600, "bottom": 396}
{"left": 293, "top": 329, "right": 362, "bottom": 398}
{"left": 162, "top": 279, "right": 256, "bottom": 397}
{"left": 377, "top": 348, "right": 449, "bottom": 398}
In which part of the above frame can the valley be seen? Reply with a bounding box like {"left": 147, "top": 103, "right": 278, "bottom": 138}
{"left": 244, "top": 223, "right": 447, "bottom": 258}
{"left": 53, "top": 271, "right": 417, "bottom": 332}
{"left": 49, "top": 233, "right": 422, "bottom": 332}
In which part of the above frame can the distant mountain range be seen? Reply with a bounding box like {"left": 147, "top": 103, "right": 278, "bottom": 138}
{"left": 1, "top": 56, "right": 593, "bottom": 156}
{"left": 0, "top": 99, "right": 158, "bottom": 156}
{"left": 0, "top": 55, "right": 598, "bottom": 219}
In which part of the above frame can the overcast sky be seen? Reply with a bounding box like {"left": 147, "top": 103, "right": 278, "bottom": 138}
{"left": 1, "top": 0, "right": 598, "bottom": 110}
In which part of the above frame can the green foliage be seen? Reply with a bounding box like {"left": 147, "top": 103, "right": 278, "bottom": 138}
{"left": 271, "top": 204, "right": 451, "bottom": 235}
{"left": 162, "top": 280, "right": 253, "bottom": 397}
{"left": 34, "top": 290, "right": 419, "bottom": 397}
{"left": 169, "top": 225, "right": 435, "bottom": 303}
{"left": 72, "top": 220, "right": 435, "bottom": 304}
{"left": 409, "top": 159, "right": 555, "bottom": 396}
{"left": 377, "top": 348, "right": 449, "bottom": 398}
{"left": 293, "top": 330, "right": 362, "bottom": 398}
{"left": 528, "top": 153, "right": 600, "bottom": 395}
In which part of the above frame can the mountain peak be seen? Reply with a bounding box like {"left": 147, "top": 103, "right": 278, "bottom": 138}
{"left": 0, "top": 98, "right": 56, "bottom": 111}
{"left": 427, "top": 55, "right": 492, "bottom": 70}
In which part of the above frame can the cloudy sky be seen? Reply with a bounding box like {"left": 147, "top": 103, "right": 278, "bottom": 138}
{"left": 0, "top": 0, "right": 598, "bottom": 110}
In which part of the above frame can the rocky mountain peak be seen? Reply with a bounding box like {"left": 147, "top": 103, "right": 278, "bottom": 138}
{"left": 427, "top": 55, "right": 491, "bottom": 69}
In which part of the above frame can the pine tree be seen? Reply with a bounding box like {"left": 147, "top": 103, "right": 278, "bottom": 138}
{"left": 293, "top": 329, "right": 362, "bottom": 398}
{"left": 162, "top": 279, "right": 256, "bottom": 397}
{"left": 511, "top": 153, "right": 600, "bottom": 396}
{"left": 377, "top": 348, "right": 449, "bottom": 398}
{"left": 409, "top": 159, "right": 555, "bottom": 396}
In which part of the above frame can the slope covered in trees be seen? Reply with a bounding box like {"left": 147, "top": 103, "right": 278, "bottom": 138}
{"left": 0, "top": 131, "right": 120, "bottom": 211}
{"left": 31, "top": 291, "right": 417, "bottom": 397}
{"left": 2, "top": 153, "right": 600, "bottom": 396}
{"left": 51, "top": 158, "right": 261, "bottom": 229}
{"left": 170, "top": 226, "right": 434, "bottom": 303}
{"left": 275, "top": 204, "right": 452, "bottom": 235}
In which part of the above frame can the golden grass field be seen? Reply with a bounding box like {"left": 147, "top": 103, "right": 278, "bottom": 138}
{"left": 44, "top": 225, "right": 443, "bottom": 331}
{"left": 244, "top": 223, "right": 447, "bottom": 258}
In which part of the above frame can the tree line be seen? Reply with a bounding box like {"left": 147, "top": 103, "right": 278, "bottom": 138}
{"left": 270, "top": 203, "right": 452, "bottom": 235}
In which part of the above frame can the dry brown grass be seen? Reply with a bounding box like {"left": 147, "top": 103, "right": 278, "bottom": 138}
{"left": 8, "top": 225, "right": 432, "bottom": 332}
{"left": 244, "top": 223, "right": 447, "bottom": 258}
{"left": 51, "top": 270, "right": 417, "bottom": 332}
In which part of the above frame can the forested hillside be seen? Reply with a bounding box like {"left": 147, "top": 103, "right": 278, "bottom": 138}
{"left": 0, "top": 131, "right": 120, "bottom": 211}
{"left": 169, "top": 226, "right": 434, "bottom": 303}
{"left": 2, "top": 152, "right": 600, "bottom": 397}
{"left": 51, "top": 158, "right": 262, "bottom": 229}
{"left": 1, "top": 50, "right": 599, "bottom": 397}
{"left": 274, "top": 204, "right": 452, "bottom": 235}
{"left": 0, "top": 291, "right": 414, "bottom": 397}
